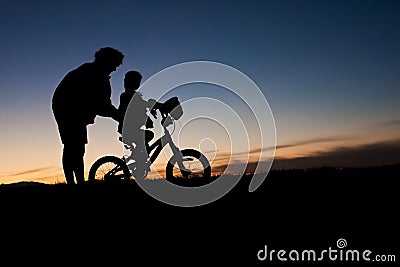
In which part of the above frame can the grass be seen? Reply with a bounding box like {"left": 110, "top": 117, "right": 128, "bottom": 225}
{"left": 1, "top": 163, "right": 398, "bottom": 264}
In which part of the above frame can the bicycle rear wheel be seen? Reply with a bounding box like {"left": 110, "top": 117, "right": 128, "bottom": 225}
{"left": 88, "top": 155, "right": 131, "bottom": 182}
{"left": 165, "top": 149, "right": 212, "bottom": 187}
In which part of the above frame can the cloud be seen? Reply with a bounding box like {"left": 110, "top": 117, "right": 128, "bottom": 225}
{"left": 191, "top": 120, "right": 400, "bottom": 175}
{"left": 359, "top": 119, "right": 400, "bottom": 132}
{"left": 211, "top": 139, "right": 400, "bottom": 173}
{"left": 7, "top": 167, "right": 53, "bottom": 177}
{"left": 272, "top": 139, "right": 400, "bottom": 169}
{"left": 376, "top": 119, "right": 400, "bottom": 127}
{"left": 274, "top": 135, "right": 354, "bottom": 150}
{"left": 250, "top": 118, "right": 400, "bottom": 155}
{"left": 210, "top": 134, "right": 354, "bottom": 161}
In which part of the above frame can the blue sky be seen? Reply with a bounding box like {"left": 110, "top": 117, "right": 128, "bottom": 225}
{"left": 1, "top": 0, "right": 399, "bottom": 184}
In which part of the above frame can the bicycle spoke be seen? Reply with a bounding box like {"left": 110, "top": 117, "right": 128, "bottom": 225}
{"left": 171, "top": 156, "right": 206, "bottom": 179}
{"left": 89, "top": 156, "right": 131, "bottom": 182}
{"left": 96, "top": 162, "right": 119, "bottom": 180}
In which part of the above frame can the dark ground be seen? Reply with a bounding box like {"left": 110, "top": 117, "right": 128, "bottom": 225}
{"left": 1, "top": 164, "right": 399, "bottom": 265}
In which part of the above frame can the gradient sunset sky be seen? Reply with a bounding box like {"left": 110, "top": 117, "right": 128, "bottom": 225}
{"left": 1, "top": 0, "right": 399, "bottom": 184}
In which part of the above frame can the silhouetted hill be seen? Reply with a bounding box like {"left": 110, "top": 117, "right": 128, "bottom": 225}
{"left": 1, "top": 164, "right": 399, "bottom": 265}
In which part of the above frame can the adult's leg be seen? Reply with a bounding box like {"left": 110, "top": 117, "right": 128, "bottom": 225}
{"left": 56, "top": 118, "right": 88, "bottom": 184}
{"left": 62, "top": 143, "right": 86, "bottom": 184}
{"left": 73, "top": 143, "right": 85, "bottom": 184}
{"left": 62, "top": 144, "right": 75, "bottom": 185}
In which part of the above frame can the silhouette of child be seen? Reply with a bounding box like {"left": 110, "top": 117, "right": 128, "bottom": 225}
{"left": 117, "top": 70, "right": 161, "bottom": 154}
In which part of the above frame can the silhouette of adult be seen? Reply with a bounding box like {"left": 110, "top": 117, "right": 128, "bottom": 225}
{"left": 52, "top": 47, "right": 124, "bottom": 185}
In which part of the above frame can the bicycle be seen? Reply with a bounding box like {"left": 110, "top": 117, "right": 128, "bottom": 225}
{"left": 88, "top": 97, "right": 212, "bottom": 186}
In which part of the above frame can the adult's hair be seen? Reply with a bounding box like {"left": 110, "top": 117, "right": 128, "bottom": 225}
{"left": 94, "top": 47, "right": 124, "bottom": 65}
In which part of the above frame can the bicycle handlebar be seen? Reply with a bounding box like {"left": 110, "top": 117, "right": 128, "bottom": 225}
{"left": 160, "top": 112, "right": 174, "bottom": 127}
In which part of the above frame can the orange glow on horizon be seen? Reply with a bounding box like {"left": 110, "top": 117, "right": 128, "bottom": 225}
{"left": 1, "top": 114, "right": 399, "bottom": 185}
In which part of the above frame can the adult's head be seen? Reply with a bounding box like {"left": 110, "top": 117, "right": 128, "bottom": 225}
{"left": 94, "top": 47, "right": 124, "bottom": 74}
{"left": 124, "top": 70, "right": 142, "bottom": 91}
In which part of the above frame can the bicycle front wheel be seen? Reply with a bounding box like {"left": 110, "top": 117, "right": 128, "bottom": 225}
{"left": 165, "top": 149, "right": 212, "bottom": 187}
{"left": 88, "top": 155, "right": 131, "bottom": 182}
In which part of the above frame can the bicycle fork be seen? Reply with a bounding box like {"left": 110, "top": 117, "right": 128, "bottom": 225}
{"left": 163, "top": 132, "right": 192, "bottom": 177}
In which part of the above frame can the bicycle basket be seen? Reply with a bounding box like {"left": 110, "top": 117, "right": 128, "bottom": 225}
{"left": 161, "top": 97, "right": 183, "bottom": 120}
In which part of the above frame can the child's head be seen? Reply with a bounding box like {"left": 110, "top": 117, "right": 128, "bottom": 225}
{"left": 124, "top": 70, "right": 142, "bottom": 91}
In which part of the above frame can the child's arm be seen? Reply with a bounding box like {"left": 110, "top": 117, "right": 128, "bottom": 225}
{"left": 146, "top": 98, "right": 163, "bottom": 118}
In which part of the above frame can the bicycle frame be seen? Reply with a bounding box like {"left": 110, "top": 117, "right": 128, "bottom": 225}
{"left": 124, "top": 115, "right": 188, "bottom": 176}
